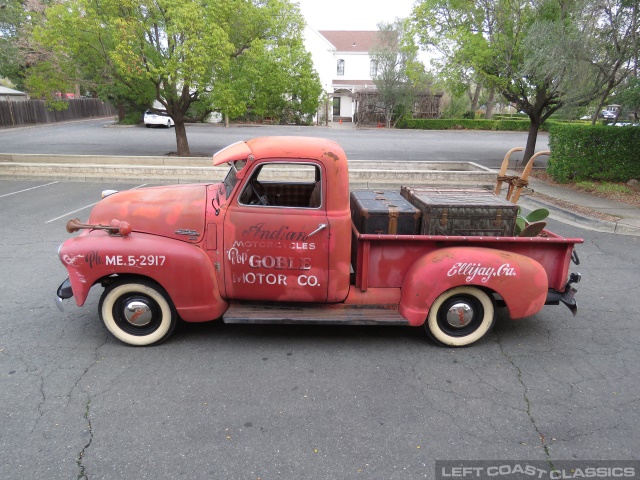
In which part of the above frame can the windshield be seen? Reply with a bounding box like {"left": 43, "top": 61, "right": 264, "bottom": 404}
{"left": 222, "top": 159, "right": 247, "bottom": 197}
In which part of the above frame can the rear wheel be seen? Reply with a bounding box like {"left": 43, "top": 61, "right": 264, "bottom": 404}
{"left": 99, "top": 279, "right": 177, "bottom": 346}
{"left": 425, "top": 286, "right": 495, "bottom": 347}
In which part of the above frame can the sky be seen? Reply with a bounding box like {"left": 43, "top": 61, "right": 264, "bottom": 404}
{"left": 295, "top": 0, "right": 418, "bottom": 31}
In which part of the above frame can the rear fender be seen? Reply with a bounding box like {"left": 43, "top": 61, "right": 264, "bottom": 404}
{"left": 59, "top": 231, "right": 227, "bottom": 322}
{"left": 399, "top": 247, "right": 548, "bottom": 326}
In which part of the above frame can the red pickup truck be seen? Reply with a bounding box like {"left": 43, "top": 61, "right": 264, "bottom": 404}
{"left": 56, "top": 137, "right": 582, "bottom": 347}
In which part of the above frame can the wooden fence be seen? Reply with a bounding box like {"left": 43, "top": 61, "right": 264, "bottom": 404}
{"left": 0, "top": 98, "right": 117, "bottom": 128}
{"left": 354, "top": 92, "right": 442, "bottom": 126}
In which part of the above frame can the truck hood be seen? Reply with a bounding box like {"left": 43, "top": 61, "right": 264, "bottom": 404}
{"left": 88, "top": 184, "right": 207, "bottom": 243}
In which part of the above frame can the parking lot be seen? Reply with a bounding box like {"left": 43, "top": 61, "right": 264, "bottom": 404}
{"left": 1, "top": 175, "right": 639, "bottom": 479}
{"left": 0, "top": 118, "right": 547, "bottom": 168}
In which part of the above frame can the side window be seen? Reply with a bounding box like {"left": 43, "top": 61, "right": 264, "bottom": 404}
{"left": 238, "top": 163, "right": 322, "bottom": 209}
{"left": 370, "top": 60, "right": 378, "bottom": 77}
{"left": 337, "top": 59, "right": 345, "bottom": 75}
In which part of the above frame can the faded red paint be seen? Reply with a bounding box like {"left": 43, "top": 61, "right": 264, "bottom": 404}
{"left": 397, "top": 247, "right": 548, "bottom": 325}
{"left": 58, "top": 136, "right": 583, "bottom": 334}
{"left": 89, "top": 184, "right": 207, "bottom": 244}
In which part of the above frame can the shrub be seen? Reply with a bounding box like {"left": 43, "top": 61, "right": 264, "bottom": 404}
{"left": 492, "top": 114, "right": 529, "bottom": 121}
{"left": 118, "top": 111, "right": 143, "bottom": 125}
{"left": 547, "top": 123, "right": 640, "bottom": 182}
{"left": 396, "top": 118, "right": 555, "bottom": 132}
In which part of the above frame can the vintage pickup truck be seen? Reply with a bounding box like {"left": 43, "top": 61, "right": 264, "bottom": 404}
{"left": 56, "top": 136, "right": 582, "bottom": 347}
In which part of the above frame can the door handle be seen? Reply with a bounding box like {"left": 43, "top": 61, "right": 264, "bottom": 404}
{"left": 307, "top": 223, "right": 327, "bottom": 238}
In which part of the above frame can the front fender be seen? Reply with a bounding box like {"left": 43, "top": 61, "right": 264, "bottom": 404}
{"left": 59, "top": 231, "right": 227, "bottom": 322}
{"left": 399, "top": 247, "right": 548, "bottom": 326}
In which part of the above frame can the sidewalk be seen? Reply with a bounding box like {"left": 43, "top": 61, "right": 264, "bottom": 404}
{"left": 519, "top": 176, "right": 640, "bottom": 236}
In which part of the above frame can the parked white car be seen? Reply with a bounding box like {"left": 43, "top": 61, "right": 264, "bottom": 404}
{"left": 599, "top": 110, "right": 617, "bottom": 120}
{"left": 143, "top": 109, "right": 174, "bottom": 128}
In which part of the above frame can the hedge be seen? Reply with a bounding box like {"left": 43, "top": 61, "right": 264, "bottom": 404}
{"left": 396, "top": 118, "right": 553, "bottom": 132}
{"left": 492, "top": 114, "right": 529, "bottom": 121}
{"left": 548, "top": 123, "right": 640, "bottom": 182}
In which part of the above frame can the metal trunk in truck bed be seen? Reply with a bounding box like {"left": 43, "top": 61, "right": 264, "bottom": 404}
{"left": 350, "top": 191, "right": 421, "bottom": 235}
{"left": 409, "top": 192, "right": 518, "bottom": 237}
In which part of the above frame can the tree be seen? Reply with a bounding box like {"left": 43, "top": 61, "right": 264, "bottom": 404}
{"left": 412, "top": 0, "right": 625, "bottom": 162}
{"left": 615, "top": 76, "right": 640, "bottom": 120}
{"left": 370, "top": 19, "right": 429, "bottom": 128}
{"left": 582, "top": 0, "right": 639, "bottom": 123}
{"left": 411, "top": 0, "right": 499, "bottom": 117}
{"left": 211, "top": 36, "right": 322, "bottom": 124}
{"left": 0, "top": 0, "right": 22, "bottom": 85}
{"left": 30, "top": 0, "right": 320, "bottom": 156}
{"left": 1, "top": 0, "right": 63, "bottom": 92}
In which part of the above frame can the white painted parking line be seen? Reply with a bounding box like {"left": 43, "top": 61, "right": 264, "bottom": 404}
{"left": 45, "top": 201, "right": 101, "bottom": 224}
{"left": 45, "top": 184, "right": 148, "bottom": 223}
{"left": 0, "top": 181, "right": 59, "bottom": 199}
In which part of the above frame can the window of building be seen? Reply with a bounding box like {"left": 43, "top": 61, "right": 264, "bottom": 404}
{"left": 370, "top": 60, "right": 378, "bottom": 77}
{"left": 337, "top": 59, "right": 345, "bottom": 76}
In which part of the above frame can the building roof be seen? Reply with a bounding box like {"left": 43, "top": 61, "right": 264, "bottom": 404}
{"left": 318, "top": 31, "right": 380, "bottom": 53}
{"left": 0, "top": 86, "right": 27, "bottom": 96}
{"left": 333, "top": 80, "right": 376, "bottom": 88}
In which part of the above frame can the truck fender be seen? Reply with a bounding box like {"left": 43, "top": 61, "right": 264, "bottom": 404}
{"left": 59, "top": 232, "right": 228, "bottom": 322}
{"left": 398, "top": 246, "right": 548, "bottom": 326}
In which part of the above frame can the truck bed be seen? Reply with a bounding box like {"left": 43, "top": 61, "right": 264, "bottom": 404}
{"left": 351, "top": 223, "right": 583, "bottom": 292}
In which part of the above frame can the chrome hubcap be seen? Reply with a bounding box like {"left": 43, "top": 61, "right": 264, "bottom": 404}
{"left": 445, "top": 302, "right": 474, "bottom": 328}
{"left": 124, "top": 300, "right": 152, "bottom": 327}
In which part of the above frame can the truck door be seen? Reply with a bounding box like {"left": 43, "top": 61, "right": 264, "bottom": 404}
{"left": 223, "top": 161, "right": 329, "bottom": 302}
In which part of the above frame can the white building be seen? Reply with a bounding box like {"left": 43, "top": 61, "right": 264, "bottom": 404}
{"left": 304, "top": 28, "right": 380, "bottom": 123}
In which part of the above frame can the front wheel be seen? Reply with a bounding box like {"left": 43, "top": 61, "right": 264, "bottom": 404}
{"left": 99, "top": 279, "right": 177, "bottom": 346}
{"left": 425, "top": 286, "right": 495, "bottom": 347}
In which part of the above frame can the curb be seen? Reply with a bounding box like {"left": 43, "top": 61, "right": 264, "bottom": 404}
{"left": 0, "top": 156, "right": 499, "bottom": 188}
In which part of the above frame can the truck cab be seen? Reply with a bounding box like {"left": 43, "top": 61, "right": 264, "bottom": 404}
{"left": 211, "top": 137, "right": 351, "bottom": 303}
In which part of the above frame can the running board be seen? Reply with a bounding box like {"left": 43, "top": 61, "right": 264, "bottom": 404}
{"left": 223, "top": 301, "right": 409, "bottom": 325}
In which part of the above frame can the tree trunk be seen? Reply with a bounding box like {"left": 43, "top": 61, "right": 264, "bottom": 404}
{"left": 470, "top": 84, "right": 481, "bottom": 113}
{"left": 174, "top": 121, "right": 191, "bottom": 156}
{"left": 117, "top": 104, "right": 125, "bottom": 122}
{"left": 485, "top": 87, "right": 496, "bottom": 119}
{"left": 523, "top": 118, "right": 541, "bottom": 164}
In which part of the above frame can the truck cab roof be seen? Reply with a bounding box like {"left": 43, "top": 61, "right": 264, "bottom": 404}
{"left": 212, "top": 136, "right": 347, "bottom": 167}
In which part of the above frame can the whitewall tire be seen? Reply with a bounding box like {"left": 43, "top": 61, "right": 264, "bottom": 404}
{"left": 99, "top": 279, "right": 177, "bottom": 346}
{"left": 426, "top": 286, "right": 495, "bottom": 347}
